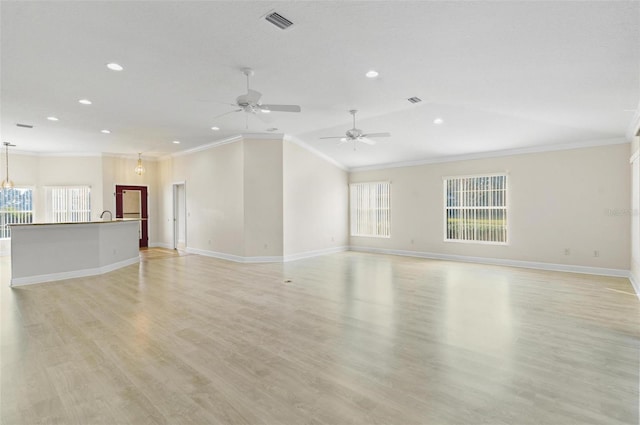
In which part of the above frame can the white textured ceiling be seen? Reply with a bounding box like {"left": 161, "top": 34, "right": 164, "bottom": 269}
{"left": 1, "top": 1, "right": 639, "bottom": 168}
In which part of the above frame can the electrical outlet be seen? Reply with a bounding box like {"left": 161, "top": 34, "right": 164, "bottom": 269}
{"left": 411, "top": 239, "right": 415, "bottom": 244}
{"left": 594, "top": 250, "right": 600, "bottom": 257}
{"left": 564, "top": 248, "right": 570, "bottom": 256}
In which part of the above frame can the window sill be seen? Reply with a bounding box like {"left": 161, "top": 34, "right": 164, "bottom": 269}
{"left": 444, "top": 239, "right": 508, "bottom": 246}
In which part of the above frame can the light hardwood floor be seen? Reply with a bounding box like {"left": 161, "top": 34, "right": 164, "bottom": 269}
{"left": 1, "top": 249, "right": 638, "bottom": 424}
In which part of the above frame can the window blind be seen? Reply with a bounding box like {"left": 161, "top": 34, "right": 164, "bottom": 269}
{"left": 350, "top": 182, "right": 391, "bottom": 238}
{"left": 444, "top": 174, "right": 507, "bottom": 243}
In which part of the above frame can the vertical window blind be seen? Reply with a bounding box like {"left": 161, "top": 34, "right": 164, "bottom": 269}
{"left": 47, "top": 186, "right": 91, "bottom": 223}
{"left": 0, "top": 188, "right": 34, "bottom": 238}
{"left": 444, "top": 174, "right": 507, "bottom": 243}
{"left": 350, "top": 182, "right": 391, "bottom": 238}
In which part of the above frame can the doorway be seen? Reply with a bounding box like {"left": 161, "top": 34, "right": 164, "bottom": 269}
{"left": 173, "top": 183, "right": 186, "bottom": 250}
{"left": 115, "top": 185, "right": 148, "bottom": 248}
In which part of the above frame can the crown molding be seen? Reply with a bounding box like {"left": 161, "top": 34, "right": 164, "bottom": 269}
{"left": 102, "top": 153, "right": 159, "bottom": 161}
{"left": 171, "top": 135, "right": 242, "bottom": 157}
{"left": 9, "top": 150, "right": 104, "bottom": 158}
{"left": 7, "top": 150, "right": 162, "bottom": 161}
{"left": 241, "top": 132, "right": 284, "bottom": 140}
{"left": 283, "top": 134, "right": 348, "bottom": 171}
{"left": 350, "top": 137, "right": 629, "bottom": 172}
{"left": 625, "top": 100, "right": 640, "bottom": 140}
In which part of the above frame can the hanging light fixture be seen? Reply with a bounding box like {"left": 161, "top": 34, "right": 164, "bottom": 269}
{"left": 1, "top": 142, "right": 15, "bottom": 189}
{"left": 134, "top": 152, "right": 145, "bottom": 176}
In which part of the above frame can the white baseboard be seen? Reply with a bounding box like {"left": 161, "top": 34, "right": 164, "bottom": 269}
{"left": 349, "top": 246, "right": 630, "bottom": 278}
{"left": 187, "top": 245, "right": 349, "bottom": 263}
{"left": 629, "top": 272, "right": 640, "bottom": 300}
{"left": 185, "top": 247, "right": 282, "bottom": 263}
{"left": 10, "top": 256, "right": 140, "bottom": 287}
{"left": 284, "top": 246, "right": 348, "bottom": 262}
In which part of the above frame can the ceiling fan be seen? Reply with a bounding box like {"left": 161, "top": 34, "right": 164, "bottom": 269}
{"left": 214, "top": 68, "right": 301, "bottom": 127}
{"left": 320, "top": 110, "right": 391, "bottom": 145}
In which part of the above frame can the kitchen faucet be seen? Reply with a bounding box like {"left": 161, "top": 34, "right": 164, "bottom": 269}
{"left": 100, "top": 210, "right": 113, "bottom": 221}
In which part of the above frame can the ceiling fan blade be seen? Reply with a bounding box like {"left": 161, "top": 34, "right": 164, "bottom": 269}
{"left": 361, "top": 132, "right": 391, "bottom": 138}
{"left": 319, "top": 136, "right": 346, "bottom": 140}
{"left": 212, "top": 109, "right": 242, "bottom": 120}
{"left": 197, "top": 99, "right": 238, "bottom": 107}
{"left": 260, "top": 104, "right": 301, "bottom": 113}
{"left": 359, "top": 138, "right": 377, "bottom": 145}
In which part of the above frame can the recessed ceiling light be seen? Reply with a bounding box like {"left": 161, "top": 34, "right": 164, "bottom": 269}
{"left": 366, "top": 70, "right": 379, "bottom": 78}
{"left": 211, "top": 126, "right": 220, "bottom": 131}
{"left": 172, "top": 140, "right": 181, "bottom": 144}
{"left": 433, "top": 118, "right": 444, "bottom": 125}
{"left": 47, "top": 116, "right": 59, "bottom": 121}
{"left": 101, "top": 129, "right": 111, "bottom": 134}
{"left": 106, "top": 63, "right": 124, "bottom": 71}
{"left": 79, "top": 99, "right": 92, "bottom": 105}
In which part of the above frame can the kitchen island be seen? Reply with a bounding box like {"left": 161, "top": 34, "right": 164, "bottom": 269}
{"left": 9, "top": 219, "right": 140, "bottom": 286}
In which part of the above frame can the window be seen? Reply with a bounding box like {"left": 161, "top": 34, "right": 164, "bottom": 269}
{"left": 46, "top": 186, "right": 91, "bottom": 223}
{"left": 444, "top": 174, "right": 507, "bottom": 244}
{"left": 0, "top": 188, "right": 33, "bottom": 238}
{"left": 350, "top": 182, "right": 391, "bottom": 237}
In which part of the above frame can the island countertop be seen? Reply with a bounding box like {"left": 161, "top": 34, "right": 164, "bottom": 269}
{"left": 9, "top": 218, "right": 143, "bottom": 227}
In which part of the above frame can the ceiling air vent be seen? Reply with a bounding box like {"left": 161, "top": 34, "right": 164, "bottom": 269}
{"left": 265, "top": 12, "right": 293, "bottom": 30}
{"left": 407, "top": 97, "right": 422, "bottom": 104}
{"left": 16, "top": 123, "right": 33, "bottom": 128}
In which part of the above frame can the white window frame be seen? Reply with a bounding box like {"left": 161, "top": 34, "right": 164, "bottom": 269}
{"left": 46, "top": 186, "right": 92, "bottom": 223}
{"left": 0, "top": 186, "right": 34, "bottom": 239}
{"left": 443, "top": 173, "right": 508, "bottom": 245}
{"left": 350, "top": 181, "right": 391, "bottom": 238}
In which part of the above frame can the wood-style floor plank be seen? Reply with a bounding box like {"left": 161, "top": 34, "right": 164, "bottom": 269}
{"left": 1, "top": 249, "right": 638, "bottom": 424}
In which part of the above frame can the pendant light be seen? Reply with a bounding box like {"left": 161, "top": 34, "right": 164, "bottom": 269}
{"left": 134, "top": 153, "right": 145, "bottom": 176}
{"left": 1, "top": 142, "right": 15, "bottom": 189}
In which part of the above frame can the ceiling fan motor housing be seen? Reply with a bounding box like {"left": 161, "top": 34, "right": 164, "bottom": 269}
{"left": 347, "top": 129, "right": 363, "bottom": 139}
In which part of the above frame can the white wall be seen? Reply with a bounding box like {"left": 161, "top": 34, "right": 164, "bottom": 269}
{"left": 243, "top": 139, "right": 283, "bottom": 258}
{"left": 350, "top": 143, "right": 631, "bottom": 271}
{"left": 630, "top": 135, "right": 640, "bottom": 296}
{"left": 283, "top": 140, "right": 349, "bottom": 257}
{"left": 36, "top": 156, "right": 105, "bottom": 221}
{"left": 5, "top": 154, "right": 105, "bottom": 222}
{"left": 5, "top": 137, "right": 631, "bottom": 278}
{"left": 169, "top": 142, "right": 245, "bottom": 256}
{"left": 154, "top": 137, "right": 349, "bottom": 261}
{"left": 1, "top": 154, "right": 106, "bottom": 255}
{"left": 156, "top": 157, "right": 174, "bottom": 248}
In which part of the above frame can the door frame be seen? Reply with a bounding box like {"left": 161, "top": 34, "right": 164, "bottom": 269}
{"left": 115, "top": 185, "right": 148, "bottom": 248}
{"left": 172, "top": 182, "right": 186, "bottom": 250}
